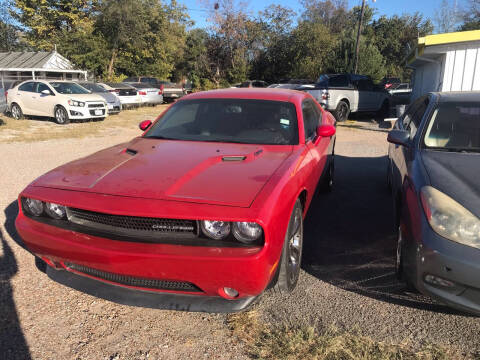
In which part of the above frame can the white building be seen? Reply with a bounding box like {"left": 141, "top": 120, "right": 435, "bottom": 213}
{"left": 0, "top": 51, "right": 87, "bottom": 87}
{"left": 408, "top": 30, "right": 480, "bottom": 101}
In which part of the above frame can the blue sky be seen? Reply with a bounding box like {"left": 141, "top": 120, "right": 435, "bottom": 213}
{"left": 180, "top": 0, "right": 467, "bottom": 29}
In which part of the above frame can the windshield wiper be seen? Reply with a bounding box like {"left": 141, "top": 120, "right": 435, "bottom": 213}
{"left": 428, "top": 147, "right": 480, "bottom": 153}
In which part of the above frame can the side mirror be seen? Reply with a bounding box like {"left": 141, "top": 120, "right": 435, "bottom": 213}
{"left": 387, "top": 129, "right": 410, "bottom": 146}
{"left": 317, "top": 124, "right": 336, "bottom": 138}
{"left": 139, "top": 120, "right": 152, "bottom": 131}
{"left": 41, "top": 89, "right": 51, "bottom": 95}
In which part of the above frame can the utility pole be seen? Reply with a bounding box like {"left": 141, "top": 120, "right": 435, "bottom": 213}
{"left": 353, "top": 0, "right": 366, "bottom": 74}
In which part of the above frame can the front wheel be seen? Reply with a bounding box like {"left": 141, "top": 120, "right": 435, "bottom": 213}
{"left": 54, "top": 106, "right": 70, "bottom": 125}
{"left": 334, "top": 101, "right": 350, "bottom": 122}
{"left": 10, "top": 103, "right": 24, "bottom": 120}
{"left": 272, "top": 199, "right": 304, "bottom": 294}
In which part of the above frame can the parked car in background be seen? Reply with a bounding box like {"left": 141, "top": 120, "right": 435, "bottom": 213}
{"left": 380, "top": 77, "right": 402, "bottom": 90}
{"left": 101, "top": 83, "right": 142, "bottom": 109}
{"left": 123, "top": 77, "right": 186, "bottom": 102}
{"left": 157, "top": 81, "right": 185, "bottom": 102}
{"left": 300, "top": 74, "right": 390, "bottom": 122}
{"left": 0, "top": 85, "right": 7, "bottom": 113}
{"left": 78, "top": 82, "right": 122, "bottom": 114}
{"left": 127, "top": 83, "right": 163, "bottom": 105}
{"left": 389, "top": 83, "right": 412, "bottom": 106}
{"left": 268, "top": 79, "right": 314, "bottom": 90}
{"left": 387, "top": 91, "right": 480, "bottom": 315}
{"left": 15, "top": 88, "right": 336, "bottom": 312}
{"left": 7, "top": 80, "right": 107, "bottom": 124}
{"left": 240, "top": 80, "right": 269, "bottom": 88}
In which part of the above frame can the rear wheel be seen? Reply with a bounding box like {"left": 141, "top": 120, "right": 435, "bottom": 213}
{"left": 54, "top": 106, "right": 70, "bottom": 125}
{"left": 272, "top": 199, "right": 304, "bottom": 294}
{"left": 334, "top": 101, "right": 350, "bottom": 122}
{"left": 376, "top": 100, "right": 390, "bottom": 121}
{"left": 10, "top": 103, "right": 23, "bottom": 120}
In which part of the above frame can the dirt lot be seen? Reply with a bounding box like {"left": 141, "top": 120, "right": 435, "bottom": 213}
{"left": 1, "top": 110, "right": 479, "bottom": 359}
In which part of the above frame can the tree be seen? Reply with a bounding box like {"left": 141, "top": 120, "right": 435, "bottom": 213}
{"left": 459, "top": 0, "right": 480, "bottom": 30}
{"left": 434, "top": 0, "right": 461, "bottom": 33}
{"left": 12, "top": 0, "right": 98, "bottom": 50}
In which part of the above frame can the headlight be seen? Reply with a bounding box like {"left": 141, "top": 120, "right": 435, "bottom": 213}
{"left": 201, "top": 220, "right": 231, "bottom": 240}
{"left": 44, "top": 202, "right": 66, "bottom": 219}
{"left": 233, "top": 222, "right": 263, "bottom": 243}
{"left": 23, "top": 198, "right": 43, "bottom": 216}
{"left": 68, "top": 99, "right": 85, "bottom": 107}
{"left": 421, "top": 186, "right": 480, "bottom": 249}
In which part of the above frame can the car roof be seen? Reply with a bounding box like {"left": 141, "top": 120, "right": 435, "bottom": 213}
{"left": 181, "top": 88, "right": 308, "bottom": 103}
{"left": 431, "top": 91, "right": 480, "bottom": 103}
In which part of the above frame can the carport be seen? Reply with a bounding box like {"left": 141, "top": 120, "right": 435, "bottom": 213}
{"left": 0, "top": 50, "right": 87, "bottom": 89}
{"left": 407, "top": 29, "right": 480, "bottom": 101}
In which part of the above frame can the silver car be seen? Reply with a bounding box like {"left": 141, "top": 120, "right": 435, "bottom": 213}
{"left": 126, "top": 83, "right": 163, "bottom": 105}
{"left": 78, "top": 82, "right": 122, "bottom": 114}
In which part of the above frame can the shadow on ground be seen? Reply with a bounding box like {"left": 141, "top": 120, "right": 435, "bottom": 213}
{"left": 1, "top": 202, "right": 31, "bottom": 359}
{"left": 302, "top": 154, "right": 460, "bottom": 315}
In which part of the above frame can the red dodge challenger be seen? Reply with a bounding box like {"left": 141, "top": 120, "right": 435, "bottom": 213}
{"left": 16, "top": 88, "right": 336, "bottom": 312}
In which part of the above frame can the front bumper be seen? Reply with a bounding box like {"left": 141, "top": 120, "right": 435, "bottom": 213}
{"left": 69, "top": 106, "right": 108, "bottom": 119}
{"left": 413, "top": 221, "right": 480, "bottom": 315}
{"left": 16, "top": 212, "right": 275, "bottom": 303}
{"left": 47, "top": 266, "right": 257, "bottom": 312}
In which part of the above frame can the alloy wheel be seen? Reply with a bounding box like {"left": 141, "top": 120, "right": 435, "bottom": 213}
{"left": 287, "top": 206, "right": 303, "bottom": 284}
{"left": 11, "top": 105, "right": 21, "bottom": 120}
{"left": 55, "top": 107, "right": 68, "bottom": 124}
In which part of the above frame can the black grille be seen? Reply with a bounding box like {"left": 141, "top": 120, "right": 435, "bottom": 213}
{"left": 67, "top": 208, "right": 197, "bottom": 234}
{"left": 88, "top": 103, "right": 104, "bottom": 108}
{"left": 65, "top": 263, "right": 202, "bottom": 292}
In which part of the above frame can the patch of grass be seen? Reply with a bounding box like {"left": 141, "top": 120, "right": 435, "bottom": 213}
{"left": 0, "top": 104, "right": 169, "bottom": 143}
{"left": 228, "top": 312, "right": 464, "bottom": 360}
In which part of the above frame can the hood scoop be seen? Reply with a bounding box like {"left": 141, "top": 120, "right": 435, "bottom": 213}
{"left": 124, "top": 148, "right": 138, "bottom": 156}
{"left": 222, "top": 155, "right": 246, "bottom": 162}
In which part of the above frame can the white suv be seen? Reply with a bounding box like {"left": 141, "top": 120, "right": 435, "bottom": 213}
{"left": 8, "top": 80, "right": 108, "bottom": 124}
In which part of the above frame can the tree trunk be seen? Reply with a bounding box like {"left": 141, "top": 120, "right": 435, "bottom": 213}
{"left": 107, "top": 48, "right": 118, "bottom": 79}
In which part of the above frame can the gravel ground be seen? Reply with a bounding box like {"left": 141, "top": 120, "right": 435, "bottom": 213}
{"left": 1, "top": 118, "right": 479, "bottom": 359}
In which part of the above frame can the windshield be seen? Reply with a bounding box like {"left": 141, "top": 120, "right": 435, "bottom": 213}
{"left": 144, "top": 99, "right": 299, "bottom": 145}
{"left": 50, "top": 82, "right": 90, "bottom": 95}
{"left": 79, "top": 83, "right": 107, "bottom": 93}
{"left": 424, "top": 103, "right": 480, "bottom": 152}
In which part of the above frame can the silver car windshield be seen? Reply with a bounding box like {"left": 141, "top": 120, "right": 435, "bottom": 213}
{"left": 50, "top": 82, "right": 90, "bottom": 95}
{"left": 80, "top": 83, "right": 107, "bottom": 93}
{"left": 424, "top": 103, "right": 480, "bottom": 152}
{"left": 144, "top": 99, "right": 299, "bottom": 145}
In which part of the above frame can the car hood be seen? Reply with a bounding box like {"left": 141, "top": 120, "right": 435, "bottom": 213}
{"left": 32, "top": 138, "right": 293, "bottom": 207}
{"left": 421, "top": 150, "right": 480, "bottom": 217}
{"left": 65, "top": 93, "right": 106, "bottom": 102}
{"left": 95, "top": 92, "right": 118, "bottom": 103}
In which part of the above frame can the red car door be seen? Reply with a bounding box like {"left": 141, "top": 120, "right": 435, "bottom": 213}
{"left": 302, "top": 100, "right": 330, "bottom": 191}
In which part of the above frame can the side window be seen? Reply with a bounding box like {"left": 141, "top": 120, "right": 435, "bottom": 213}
{"left": 36, "top": 83, "right": 52, "bottom": 94}
{"left": 407, "top": 97, "right": 429, "bottom": 139}
{"left": 302, "top": 101, "right": 320, "bottom": 141}
{"left": 18, "top": 82, "right": 34, "bottom": 92}
{"left": 328, "top": 75, "right": 349, "bottom": 87}
{"left": 356, "top": 79, "right": 373, "bottom": 91}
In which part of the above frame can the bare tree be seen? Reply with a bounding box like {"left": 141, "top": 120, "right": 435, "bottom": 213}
{"left": 434, "top": 0, "right": 461, "bottom": 33}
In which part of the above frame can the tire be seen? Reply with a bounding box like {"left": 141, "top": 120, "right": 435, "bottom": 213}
{"left": 320, "top": 156, "right": 335, "bottom": 192}
{"left": 272, "top": 199, "right": 304, "bottom": 294}
{"left": 10, "top": 103, "right": 24, "bottom": 120}
{"left": 376, "top": 100, "right": 389, "bottom": 122}
{"left": 395, "top": 226, "right": 415, "bottom": 290}
{"left": 54, "top": 106, "right": 70, "bottom": 125}
{"left": 35, "top": 256, "right": 47, "bottom": 273}
{"left": 386, "top": 160, "right": 392, "bottom": 193}
{"left": 333, "top": 100, "right": 350, "bottom": 122}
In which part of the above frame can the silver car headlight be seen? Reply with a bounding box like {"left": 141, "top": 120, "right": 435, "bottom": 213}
{"left": 201, "top": 220, "right": 231, "bottom": 240}
{"left": 68, "top": 99, "right": 85, "bottom": 107}
{"left": 23, "top": 198, "right": 44, "bottom": 216}
{"left": 421, "top": 186, "right": 480, "bottom": 249}
{"left": 44, "top": 202, "right": 67, "bottom": 219}
{"left": 233, "top": 222, "right": 263, "bottom": 243}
